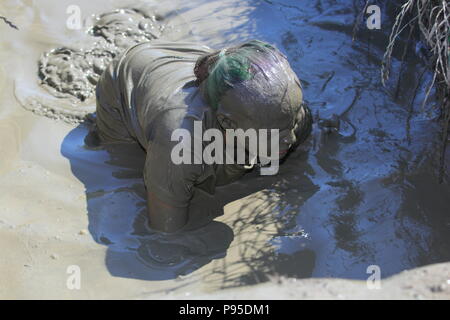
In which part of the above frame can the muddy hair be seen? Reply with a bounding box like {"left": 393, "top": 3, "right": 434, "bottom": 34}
{"left": 194, "top": 40, "right": 289, "bottom": 110}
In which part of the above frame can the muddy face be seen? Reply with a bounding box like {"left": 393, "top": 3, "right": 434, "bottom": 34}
{"left": 215, "top": 75, "right": 305, "bottom": 161}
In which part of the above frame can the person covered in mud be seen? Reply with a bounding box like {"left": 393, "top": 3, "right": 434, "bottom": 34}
{"left": 92, "top": 39, "right": 313, "bottom": 233}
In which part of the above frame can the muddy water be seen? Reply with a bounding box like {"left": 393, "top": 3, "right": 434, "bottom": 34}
{"left": 1, "top": 0, "right": 449, "bottom": 298}
{"left": 38, "top": 7, "right": 164, "bottom": 102}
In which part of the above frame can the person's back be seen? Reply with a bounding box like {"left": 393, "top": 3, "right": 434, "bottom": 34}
{"left": 96, "top": 40, "right": 213, "bottom": 148}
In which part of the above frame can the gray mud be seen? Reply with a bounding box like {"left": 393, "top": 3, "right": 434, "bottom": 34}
{"left": 1, "top": 0, "right": 449, "bottom": 299}
{"left": 38, "top": 7, "right": 164, "bottom": 102}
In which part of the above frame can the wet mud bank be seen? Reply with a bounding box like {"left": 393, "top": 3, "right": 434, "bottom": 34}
{"left": 39, "top": 7, "right": 165, "bottom": 102}
{"left": 181, "top": 262, "right": 450, "bottom": 299}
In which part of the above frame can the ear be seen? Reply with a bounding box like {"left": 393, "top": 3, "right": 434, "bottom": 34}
{"left": 194, "top": 55, "right": 209, "bottom": 83}
{"left": 216, "top": 112, "right": 237, "bottom": 130}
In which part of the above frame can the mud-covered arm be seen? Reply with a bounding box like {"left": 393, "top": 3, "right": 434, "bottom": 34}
{"left": 147, "top": 191, "right": 189, "bottom": 233}
{"left": 145, "top": 152, "right": 202, "bottom": 233}
{"left": 145, "top": 146, "right": 204, "bottom": 232}
{"left": 144, "top": 112, "right": 204, "bottom": 233}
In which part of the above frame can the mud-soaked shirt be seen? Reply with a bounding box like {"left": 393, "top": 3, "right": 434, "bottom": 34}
{"left": 96, "top": 41, "right": 249, "bottom": 208}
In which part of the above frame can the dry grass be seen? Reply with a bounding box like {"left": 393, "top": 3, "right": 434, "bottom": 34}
{"left": 382, "top": 0, "right": 449, "bottom": 93}
{"left": 383, "top": 0, "right": 449, "bottom": 181}
{"left": 357, "top": 0, "right": 449, "bottom": 180}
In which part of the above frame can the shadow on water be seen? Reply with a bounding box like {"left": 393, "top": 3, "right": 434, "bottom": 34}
{"left": 202, "top": 147, "right": 321, "bottom": 289}
{"left": 61, "top": 124, "right": 236, "bottom": 280}
{"left": 60, "top": 121, "right": 322, "bottom": 285}
{"left": 231, "top": 0, "right": 450, "bottom": 281}
{"left": 61, "top": 122, "right": 317, "bottom": 282}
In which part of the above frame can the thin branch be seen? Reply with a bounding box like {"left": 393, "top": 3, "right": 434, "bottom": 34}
{"left": 0, "top": 15, "right": 19, "bottom": 30}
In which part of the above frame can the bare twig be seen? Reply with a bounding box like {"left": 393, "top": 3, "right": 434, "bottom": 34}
{"left": 377, "top": 0, "right": 449, "bottom": 179}
{"left": 0, "top": 15, "right": 19, "bottom": 30}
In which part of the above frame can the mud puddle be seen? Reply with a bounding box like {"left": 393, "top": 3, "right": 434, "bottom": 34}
{"left": 0, "top": 0, "right": 449, "bottom": 298}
